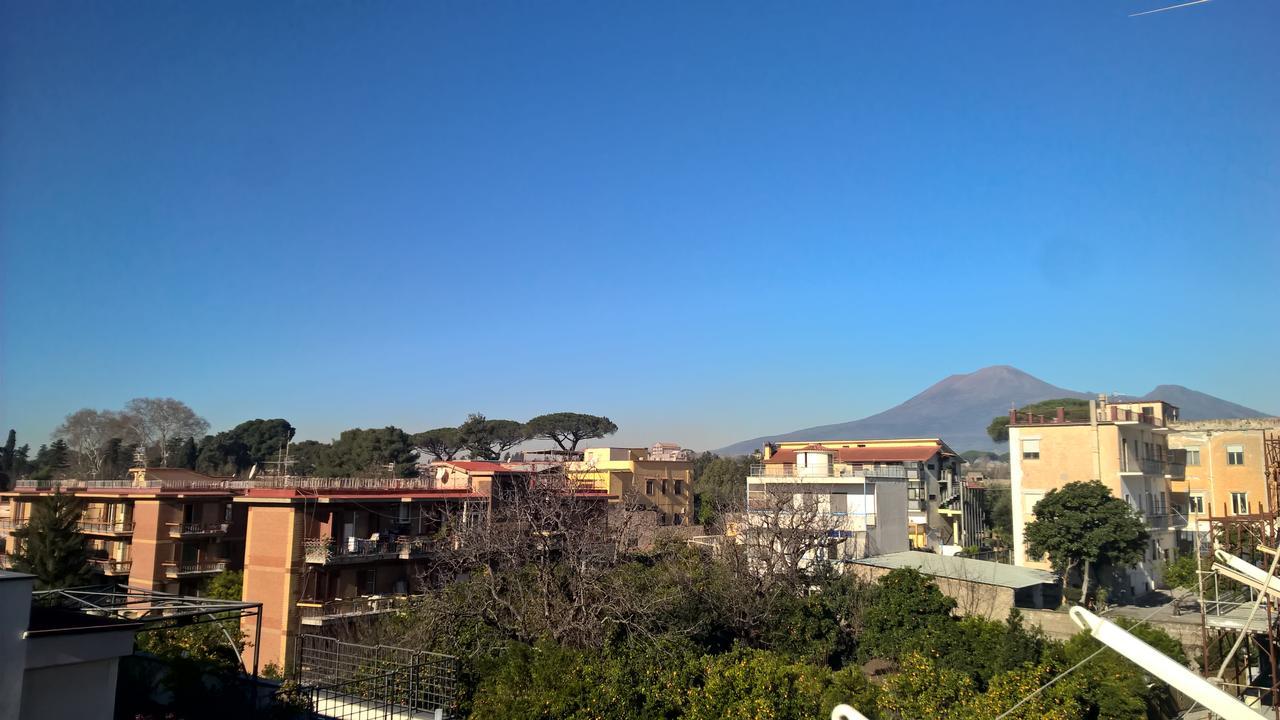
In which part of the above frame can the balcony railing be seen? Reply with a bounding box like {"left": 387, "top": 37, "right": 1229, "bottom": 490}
{"left": 80, "top": 521, "right": 135, "bottom": 535}
{"left": 164, "top": 560, "right": 228, "bottom": 578}
{"left": 168, "top": 522, "right": 230, "bottom": 538}
{"left": 0, "top": 518, "right": 28, "bottom": 531}
{"left": 750, "top": 464, "right": 914, "bottom": 480}
{"left": 395, "top": 536, "right": 439, "bottom": 559}
{"left": 1143, "top": 505, "right": 1188, "bottom": 529}
{"left": 297, "top": 594, "right": 415, "bottom": 626}
{"left": 303, "top": 538, "right": 400, "bottom": 564}
{"left": 88, "top": 558, "right": 133, "bottom": 575}
{"left": 1120, "top": 455, "right": 1187, "bottom": 478}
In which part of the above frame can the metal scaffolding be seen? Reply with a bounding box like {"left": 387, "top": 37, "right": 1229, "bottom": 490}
{"left": 1196, "top": 431, "right": 1280, "bottom": 717}
{"left": 32, "top": 584, "right": 264, "bottom": 677}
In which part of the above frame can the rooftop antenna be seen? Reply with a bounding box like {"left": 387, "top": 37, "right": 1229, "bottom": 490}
{"left": 1129, "top": 0, "right": 1212, "bottom": 17}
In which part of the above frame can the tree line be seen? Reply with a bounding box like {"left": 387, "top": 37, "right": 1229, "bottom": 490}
{"left": 2, "top": 402, "right": 619, "bottom": 484}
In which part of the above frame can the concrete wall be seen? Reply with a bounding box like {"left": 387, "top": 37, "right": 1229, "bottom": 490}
{"left": 848, "top": 563, "right": 1027, "bottom": 620}
{"left": 21, "top": 657, "right": 121, "bottom": 720}
{"left": 0, "top": 573, "right": 33, "bottom": 720}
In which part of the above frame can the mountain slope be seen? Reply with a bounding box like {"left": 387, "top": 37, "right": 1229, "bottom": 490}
{"left": 1135, "top": 385, "right": 1267, "bottom": 421}
{"left": 715, "top": 367, "right": 1272, "bottom": 455}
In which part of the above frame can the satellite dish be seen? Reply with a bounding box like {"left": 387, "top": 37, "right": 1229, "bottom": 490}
{"left": 248, "top": 464, "right": 258, "bottom": 480}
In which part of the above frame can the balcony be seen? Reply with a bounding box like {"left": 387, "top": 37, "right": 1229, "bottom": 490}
{"left": 168, "top": 521, "right": 230, "bottom": 539}
{"left": 0, "top": 518, "right": 28, "bottom": 532}
{"left": 303, "top": 537, "right": 400, "bottom": 565}
{"left": 297, "top": 594, "right": 415, "bottom": 626}
{"left": 1144, "top": 505, "right": 1188, "bottom": 529}
{"left": 396, "top": 536, "right": 439, "bottom": 559}
{"left": 750, "top": 464, "right": 915, "bottom": 481}
{"left": 88, "top": 558, "right": 133, "bottom": 575}
{"left": 163, "top": 560, "right": 228, "bottom": 578}
{"left": 80, "top": 521, "right": 135, "bottom": 536}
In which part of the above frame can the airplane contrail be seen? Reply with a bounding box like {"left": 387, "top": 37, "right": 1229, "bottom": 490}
{"left": 1130, "top": 0, "right": 1213, "bottom": 17}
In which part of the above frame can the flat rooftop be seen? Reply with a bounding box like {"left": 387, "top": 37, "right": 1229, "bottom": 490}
{"left": 853, "top": 551, "right": 1059, "bottom": 589}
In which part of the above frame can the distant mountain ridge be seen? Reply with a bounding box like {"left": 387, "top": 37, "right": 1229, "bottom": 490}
{"left": 715, "top": 366, "right": 1273, "bottom": 455}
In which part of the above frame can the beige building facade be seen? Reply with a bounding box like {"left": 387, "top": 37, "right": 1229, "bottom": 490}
{"left": 1010, "top": 397, "right": 1187, "bottom": 598}
{"left": 569, "top": 444, "right": 695, "bottom": 526}
{"left": 1168, "top": 418, "right": 1280, "bottom": 531}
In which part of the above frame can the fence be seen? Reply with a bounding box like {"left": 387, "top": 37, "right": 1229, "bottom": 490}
{"left": 281, "top": 669, "right": 444, "bottom": 720}
{"left": 295, "top": 634, "right": 457, "bottom": 719}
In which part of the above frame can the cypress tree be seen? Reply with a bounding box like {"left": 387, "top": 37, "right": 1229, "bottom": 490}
{"left": 12, "top": 491, "right": 92, "bottom": 589}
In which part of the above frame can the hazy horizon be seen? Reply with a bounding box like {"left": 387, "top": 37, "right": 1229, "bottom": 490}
{"left": 3, "top": 2, "right": 1278, "bottom": 452}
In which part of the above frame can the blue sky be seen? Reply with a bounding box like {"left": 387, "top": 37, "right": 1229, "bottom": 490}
{"left": 2, "top": 0, "right": 1277, "bottom": 452}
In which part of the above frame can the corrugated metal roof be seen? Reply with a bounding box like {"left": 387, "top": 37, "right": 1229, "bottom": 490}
{"left": 852, "top": 551, "right": 1058, "bottom": 589}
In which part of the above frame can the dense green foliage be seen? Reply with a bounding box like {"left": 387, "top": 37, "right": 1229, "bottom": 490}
{"left": 690, "top": 452, "right": 751, "bottom": 526}
{"left": 414, "top": 426, "right": 466, "bottom": 460}
{"left": 353, "top": 538, "right": 1187, "bottom": 719}
{"left": 11, "top": 491, "right": 93, "bottom": 589}
{"left": 1024, "top": 480, "right": 1149, "bottom": 602}
{"left": 291, "top": 426, "right": 421, "bottom": 477}
{"left": 986, "top": 397, "right": 1092, "bottom": 443}
{"left": 194, "top": 418, "right": 296, "bottom": 475}
{"left": 981, "top": 485, "right": 1013, "bottom": 544}
{"left": 458, "top": 414, "right": 528, "bottom": 461}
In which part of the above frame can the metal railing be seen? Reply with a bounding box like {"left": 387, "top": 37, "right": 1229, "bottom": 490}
{"left": 88, "top": 558, "right": 133, "bottom": 574}
{"left": 1144, "top": 505, "right": 1188, "bottom": 528}
{"left": 168, "top": 521, "right": 230, "bottom": 537}
{"left": 14, "top": 477, "right": 239, "bottom": 491}
{"left": 303, "top": 538, "right": 400, "bottom": 564}
{"left": 164, "top": 559, "right": 228, "bottom": 577}
{"left": 293, "top": 634, "right": 459, "bottom": 719}
{"left": 80, "top": 521, "right": 135, "bottom": 534}
{"left": 0, "top": 518, "right": 28, "bottom": 531}
{"left": 750, "top": 464, "right": 914, "bottom": 480}
{"left": 396, "top": 536, "right": 438, "bottom": 558}
{"left": 298, "top": 595, "right": 414, "bottom": 624}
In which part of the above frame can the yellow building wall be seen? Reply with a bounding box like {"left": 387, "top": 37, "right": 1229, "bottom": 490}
{"left": 1171, "top": 429, "right": 1271, "bottom": 520}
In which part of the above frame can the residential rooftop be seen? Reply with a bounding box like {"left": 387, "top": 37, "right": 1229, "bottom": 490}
{"left": 853, "top": 551, "right": 1058, "bottom": 589}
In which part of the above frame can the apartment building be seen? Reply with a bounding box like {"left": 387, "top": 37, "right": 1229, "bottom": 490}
{"left": 0, "top": 468, "right": 244, "bottom": 594}
{"left": 238, "top": 461, "right": 615, "bottom": 670}
{"left": 568, "top": 444, "right": 695, "bottom": 526}
{"left": 746, "top": 443, "right": 912, "bottom": 562}
{"left": 749, "top": 438, "right": 979, "bottom": 552}
{"left": 1168, "top": 418, "right": 1280, "bottom": 532}
{"left": 1009, "top": 397, "right": 1187, "bottom": 597}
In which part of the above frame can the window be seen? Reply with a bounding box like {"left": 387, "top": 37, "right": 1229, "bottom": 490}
{"left": 661, "top": 479, "right": 668, "bottom": 494}
{"left": 675, "top": 479, "right": 684, "bottom": 495}
{"left": 1232, "top": 492, "right": 1249, "bottom": 515}
{"left": 830, "top": 493, "right": 848, "bottom": 515}
{"left": 645, "top": 479, "right": 654, "bottom": 495}
{"left": 1189, "top": 494, "right": 1205, "bottom": 514}
{"left": 1227, "top": 444, "right": 1245, "bottom": 465}
{"left": 1186, "top": 448, "right": 1201, "bottom": 466}
{"left": 1021, "top": 438, "right": 1040, "bottom": 460}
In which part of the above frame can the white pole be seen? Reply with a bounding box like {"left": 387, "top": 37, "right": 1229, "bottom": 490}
{"left": 1069, "top": 606, "right": 1262, "bottom": 719}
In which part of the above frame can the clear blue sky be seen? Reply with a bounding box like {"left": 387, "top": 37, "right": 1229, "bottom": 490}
{"left": 2, "top": 0, "right": 1277, "bottom": 452}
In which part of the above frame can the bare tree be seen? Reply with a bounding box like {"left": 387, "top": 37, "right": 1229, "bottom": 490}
{"left": 738, "top": 484, "right": 843, "bottom": 591}
{"left": 53, "top": 409, "right": 131, "bottom": 480}
{"left": 123, "top": 398, "right": 209, "bottom": 466}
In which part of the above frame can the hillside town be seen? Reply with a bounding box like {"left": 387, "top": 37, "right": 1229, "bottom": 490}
{"left": 2, "top": 390, "right": 1280, "bottom": 719}
{"left": 4, "top": 2, "right": 1275, "bottom": 719}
